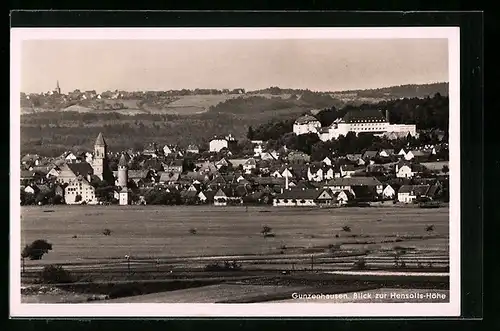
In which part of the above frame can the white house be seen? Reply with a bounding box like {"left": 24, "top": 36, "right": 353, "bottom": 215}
{"left": 322, "top": 157, "right": 332, "bottom": 166}
{"left": 253, "top": 143, "right": 264, "bottom": 157}
{"left": 281, "top": 168, "right": 294, "bottom": 178}
{"left": 293, "top": 114, "right": 321, "bottom": 135}
{"left": 396, "top": 164, "right": 414, "bottom": 178}
{"left": 404, "top": 151, "right": 415, "bottom": 161}
{"left": 273, "top": 189, "right": 320, "bottom": 207}
{"left": 209, "top": 137, "right": 229, "bottom": 153}
{"left": 65, "top": 152, "right": 78, "bottom": 163}
{"left": 382, "top": 184, "right": 396, "bottom": 199}
{"left": 398, "top": 148, "right": 407, "bottom": 157}
{"left": 186, "top": 145, "right": 200, "bottom": 154}
{"left": 64, "top": 176, "right": 98, "bottom": 205}
{"left": 397, "top": 185, "right": 430, "bottom": 203}
{"left": 243, "top": 158, "right": 257, "bottom": 173}
{"left": 163, "top": 145, "right": 175, "bottom": 156}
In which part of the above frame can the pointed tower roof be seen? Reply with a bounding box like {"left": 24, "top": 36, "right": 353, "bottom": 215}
{"left": 95, "top": 132, "right": 107, "bottom": 146}
{"left": 118, "top": 153, "right": 128, "bottom": 167}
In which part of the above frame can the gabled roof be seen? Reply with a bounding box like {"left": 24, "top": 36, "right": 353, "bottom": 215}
{"left": 294, "top": 114, "right": 320, "bottom": 125}
{"left": 66, "top": 162, "right": 94, "bottom": 176}
{"left": 398, "top": 185, "right": 430, "bottom": 195}
{"left": 94, "top": 132, "right": 106, "bottom": 146}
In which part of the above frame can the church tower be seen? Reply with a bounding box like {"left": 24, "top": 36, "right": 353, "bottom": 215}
{"left": 55, "top": 80, "right": 61, "bottom": 95}
{"left": 118, "top": 153, "right": 129, "bottom": 205}
{"left": 93, "top": 132, "right": 108, "bottom": 181}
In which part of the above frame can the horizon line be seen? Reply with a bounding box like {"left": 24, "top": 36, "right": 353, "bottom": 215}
{"left": 21, "top": 81, "right": 450, "bottom": 95}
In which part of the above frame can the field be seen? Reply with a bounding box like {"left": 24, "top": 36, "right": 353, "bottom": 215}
{"left": 21, "top": 205, "right": 449, "bottom": 266}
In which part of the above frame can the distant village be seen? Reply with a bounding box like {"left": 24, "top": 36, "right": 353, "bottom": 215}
{"left": 20, "top": 104, "right": 450, "bottom": 208}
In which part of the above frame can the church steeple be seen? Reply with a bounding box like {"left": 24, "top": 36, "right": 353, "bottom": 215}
{"left": 55, "top": 80, "right": 61, "bottom": 95}
{"left": 92, "top": 132, "right": 108, "bottom": 180}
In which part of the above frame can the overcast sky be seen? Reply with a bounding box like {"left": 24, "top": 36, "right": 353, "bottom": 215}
{"left": 21, "top": 39, "right": 448, "bottom": 93}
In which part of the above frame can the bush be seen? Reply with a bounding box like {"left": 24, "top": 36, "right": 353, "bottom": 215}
{"left": 39, "top": 265, "right": 73, "bottom": 284}
{"left": 22, "top": 239, "right": 52, "bottom": 260}
{"left": 103, "top": 228, "right": 112, "bottom": 236}
{"left": 353, "top": 258, "right": 367, "bottom": 270}
{"left": 189, "top": 228, "right": 197, "bottom": 235}
{"left": 342, "top": 225, "right": 351, "bottom": 232}
{"left": 261, "top": 225, "right": 272, "bottom": 235}
{"left": 204, "top": 260, "right": 242, "bottom": 272}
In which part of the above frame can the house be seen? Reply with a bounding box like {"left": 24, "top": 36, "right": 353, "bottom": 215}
{"left": 322, "top": 157, "right": 332, "bottom": 166}
{"left": 335, "top": 190, "right": 355, "bottom": 205}
{"left": 198, "top": 190, "right": 216, "bottom": 204}
{"left": 253, "top": 143, "right": 264, "bottom": 157}
{"left": 54, "top": 184, "right": 65, "bottom": 198}
{"left": 397, "top": 185, "right": 430, "bottom": 203}
{"left": 382, "top": 184, "right": 396, "bottom": 199}
{"left": 405, "top": 150, "right": 431, "bottom": 162}
{"left": 273, "top": 188, "right": 321, "bottom": 207}
{"left": 307, "top": 165, "right": 321, "bottom": 182}
{"left": 379, "top": 149, "right": 395, "bottom": 158}
{"left": 215, "top": 158, "right": 230, "bottom": 169}
{"left": 64, "top": 176, "right": 98, "bottom": 204}
{"left": 186, "top": 144, "right": 200, "bottom": 154}
{"left": 57, "top": 162, "right": 95, "bottom": 184}
{"left": 243, "top": 158, "right": 257, "bottom": 173}
{"left": 396, "top": 162, "right": 415, "bottom": 178}
{"left": 315, "top": 188, "right": 337, "bottom": 205}
{"left": 163, "top": 145, "right": 175, "bottom": 156}
{"left": 24, "top": 185, "right": 39, "bottom": 195}
{"left": 209, "top": 137, "right": 229, "bottom": 153}
{"left": 397, "top": 148, "right": 407, "bottom": 157}
{"left": 293, "top": 114, "right": 321, "bottom": 135}
{"left": 324, "top": 177, "right": 383, "bottom": 195}
{"left": 163, "top": 160, "right": 184, "bottom": 173}
{"left": 64, "top": 152, "right": 78, "bottom": 163}
{"left": 214, "top": 188, "right": 242, "bottom": 206}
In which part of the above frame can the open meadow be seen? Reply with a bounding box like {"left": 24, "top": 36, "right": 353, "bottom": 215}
{"left": 20, "top": 205, "right": 449, "bottom": 266}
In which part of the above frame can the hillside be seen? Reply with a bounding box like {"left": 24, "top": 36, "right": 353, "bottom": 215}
{"left": 19, "top": 83, "right": 448, "bottom": 156}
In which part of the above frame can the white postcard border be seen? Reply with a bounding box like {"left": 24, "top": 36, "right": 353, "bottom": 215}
{"left": 10, "top": 27, "right": 460, "bottom": 317}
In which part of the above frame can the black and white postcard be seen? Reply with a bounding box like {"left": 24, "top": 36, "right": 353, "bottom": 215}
{"left": 10, "top": 27, "right": 460, "bottom": 317}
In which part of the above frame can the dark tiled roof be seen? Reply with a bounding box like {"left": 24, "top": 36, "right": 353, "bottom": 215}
{"left": 398, "top": 185, "right": 430, "bottom": 195}
{"left": 276, "top": 188, "right": 321, "bottom": 200}
{"left": 67, "top": 162, "right": 94, "bottom": 176}
{"left": 342, "top": 109, "right": 387, "bottom": 123}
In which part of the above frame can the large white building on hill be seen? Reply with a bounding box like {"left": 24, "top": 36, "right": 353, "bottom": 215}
{"left": 293, "top": 115, "right": 322, "bottom": 135}
{"left": 294, "top": 109, "right": 417, "bottom": 142}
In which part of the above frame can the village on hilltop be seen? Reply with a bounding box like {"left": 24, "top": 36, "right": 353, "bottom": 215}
{"left": 20, "top": 103, "right": 450, "bottom": 208}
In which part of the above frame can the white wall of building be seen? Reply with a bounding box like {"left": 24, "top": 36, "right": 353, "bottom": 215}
{"left": 209, "top": 139, "right": 228, "bottom": 152}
